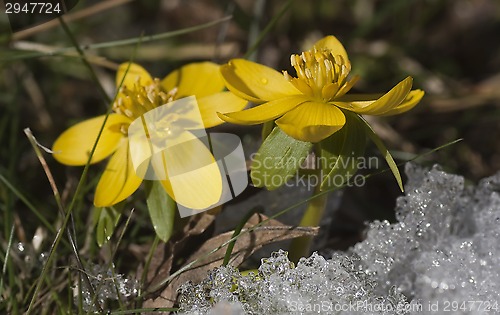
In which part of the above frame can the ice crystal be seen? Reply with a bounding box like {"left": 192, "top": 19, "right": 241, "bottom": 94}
{"left": 178, "top": 164, "right": 500, "bottom": 314}
{"left": 74, "top": 263, "right": 138, "bottom": 312}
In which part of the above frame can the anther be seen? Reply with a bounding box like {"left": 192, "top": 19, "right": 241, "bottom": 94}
{"left": 124, "top": 109, "right": 133, "bottom": 118}
{"left": 283, "top": 71, "right": 291, "bottom": 81}
{"left": 120, "top": 124, "right": 128, "bottom": 135}
{"left": 305, "top": 68, "right": 313, "bottom": 80}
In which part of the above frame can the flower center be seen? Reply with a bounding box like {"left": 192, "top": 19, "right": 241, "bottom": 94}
{"left": 284, "top": 47, "right": 358, "bottom": 102}
{"left": 113, "top": 78, "right": 178, "bottom": 135}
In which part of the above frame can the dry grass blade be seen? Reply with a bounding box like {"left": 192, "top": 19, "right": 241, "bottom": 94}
{"left": 12, "top": 0, "right": 134, "bottom": 40}
{"left": 11, "top": 41, "right": 119, "bottom": 69}
{"left": 23, "top": 128, "right": 101, "bottom": 313}
{"left": 141, "top": 214, "right": 217, "bottom": 284}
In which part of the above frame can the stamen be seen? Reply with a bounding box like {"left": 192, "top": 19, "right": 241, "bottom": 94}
{"left": 305, "top": 68, "right": 313, "bottom": 80}
{"left": 283, "top": 47, "right": 354, "bottom": 101}
{"left": 119, "top": 124, "right": 128, "bottom": 135}
{"left": 166, "top": 87, "right": 178, "bottom": 103}
{"left": 124, "top": 109, "right": 134, "bottom": 118}
{"left": 283, "top": 71, "right": 289, "bottom": 81}
{"left": 112, "top": 77, "right": 179, "bottom": 120}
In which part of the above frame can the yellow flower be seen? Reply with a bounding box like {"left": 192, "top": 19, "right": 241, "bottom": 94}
{"left": 218, "top": 36, "right": 424, "bottom": 143}
{"left": 52, "top": 62, "right": 247, "bottom": 209}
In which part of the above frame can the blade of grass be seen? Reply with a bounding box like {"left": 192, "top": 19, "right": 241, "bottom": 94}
{"left": 77, "top": 269, "right": 83, "bottom": 314}
{"left": 26, "top": 29, "right": 143, "bottom": 314}
{"left": 246, "top": 0, "right": 266, "bottom": 61}
{"left": 25, "top": 18, "right": 145, "bottom": 313}
{"left": 25, "top": 217, "right": 68, "bottom": 314}
{"left": 213, "top": 1, "right": 235, "bottom": 63}
{"left": 93, "top": 208, "right": 135, "bottom": 311}
{"left": 11, "top": 0, "right": 134, "bottom": 41}
{"left": 9, "top": 42, "right": 119, "bottom": 69}
{"left": 2, "top": 16, "right": 233, "bottom": 62}
{"left": 139, "top": 235, "right": 160, "bottom": 297}
{"left": 67, "top": 267, "right": 73, "bottom": 315}
{"left": 244, "top": 0, "right": 294, "bottom": 59}
{"left": 361, "top": 138, "right": 464, "bottom": 182}
{"left": 0, "top": 223, "right": 15, "bottom": 300}
{"left": 110, "top": 208, "right": 134, "bottom": 262}
{"left": 24, "top": 128, "right": 102, "bottom": 313}
{"left": 222, "top": 206, "right": 262, "bottom": 266}
{"left": 2, "top": 73, "right": 20, "bottom": 313}
{"left": 57, "top": 16, "right": 111, "bottom": 104}
{"left": 0, "top": 173, "right": 56, "bottom": 235}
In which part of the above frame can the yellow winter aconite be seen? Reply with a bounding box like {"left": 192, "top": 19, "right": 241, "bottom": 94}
{"left": 218, "top": 35, "right": 424, "bottom": 143}
{"left": 52, "top": 62, "right": 247, "bottom": 209}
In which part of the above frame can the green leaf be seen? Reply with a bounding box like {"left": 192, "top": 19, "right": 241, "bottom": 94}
{"left": 251, "top": 127, "right": 312, "bottom": 190}
{"left": 358, "top": 115, "right": 404, "bottom": 191}
{"left": 94, "top": 207, "right": 121, "bottom": 247}
{"left": 319, "top": 111, "right": 367, "bottom": 190}
{"left": 145, "top": 180, "right": 176, "bottom": 242}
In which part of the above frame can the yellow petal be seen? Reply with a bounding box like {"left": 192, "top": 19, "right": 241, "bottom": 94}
{"left": 313, "top": 35, "right": 349, "bottom": 61}
{"left": 116, "top": 63, "right": 153, "bottom": 89}
{"left": 156, "top": 132, "right": 223, "bottom": 210}
{"left": 333, "top": 77, "right": 413, "bottom": 116}
{"left": 332, "top": 93, "right": 383, "bottom": 102}
{"left": 379, "top": 89, "right": 425, "bottom": 116}
{"left": 276, "top": 101, "right": 346, "bottom": 143}
{"left": 196, "top": 92, "right": 248, "bottom": 128}
{"left": 218, "top": 95, "right": 309, "bottom": 125}
{"left": 94, "top": 140, "right": 143, "bottom": 207}
{"left": 221, "top": 59, "right": 301, "bottom": 103}
{"left": 52, "top": 114, "right": 130, "bottom": 166}
{"left": 161, "top": 62, "right": 224, "bottom": 98}
{"left": 336, "top": 75, "right": 360, "bottom": 98}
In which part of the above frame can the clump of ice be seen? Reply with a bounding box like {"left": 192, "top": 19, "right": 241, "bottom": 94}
{"left": 178, "top": 250, "right": 411, "bottom": 314}
{"left": 178, "top": 164, "right": 500, "bottom": 314}
{"left": 74, "top": 263, "right": 138, "bottom": 312}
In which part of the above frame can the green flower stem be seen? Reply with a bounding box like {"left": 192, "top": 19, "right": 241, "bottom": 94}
{"left": 289, "top": 165, "right": 328, "bottom": 263}
{"left": 261, "top": 121, "right": 275, "bottom": 140}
